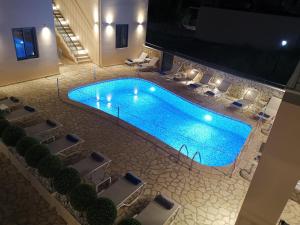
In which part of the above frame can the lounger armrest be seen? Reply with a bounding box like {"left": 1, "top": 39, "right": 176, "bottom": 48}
{"left": 154, "top": 194, "right": 174, "bottom": 210}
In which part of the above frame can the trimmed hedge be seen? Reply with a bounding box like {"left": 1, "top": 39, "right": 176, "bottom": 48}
{"left": 53, "top": 168, "right": 81, "bottom": 195}
{"left": 87, "top": 198, "right": 117, "bottom": 225}
{"left": 0, "top": 119, "right": 10, "bottom": 137}
{"left": 119, "top": 218, "right": 142, "bottom": 225}
{"left": 16, "top": 136, "right": 39, "bottom": 156}
{"left": 37, "top": 155, "right": 62, "bottom": 178}
{"left": 69, "top": 184, "right": 97, "bottom": 212}
{"left": 2, "top": 125, "right": 26, "bottom": 146}
{"left": 25, "top": 144, "right": 50, "bottom": 168}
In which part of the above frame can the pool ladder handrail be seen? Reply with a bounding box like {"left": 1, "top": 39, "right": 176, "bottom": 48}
{"left": 177, "top": 144, "right": 189, "bottom": 162}
{"left": 189, "top": 151, "right": 202, "bottom": 171}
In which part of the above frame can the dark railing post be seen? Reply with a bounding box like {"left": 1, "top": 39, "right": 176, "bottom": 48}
{"left": 56, "top": 78, "right": 60, "bottom": 97}
{"left": 117, "top": 106, "right": 120, "bottom": 125}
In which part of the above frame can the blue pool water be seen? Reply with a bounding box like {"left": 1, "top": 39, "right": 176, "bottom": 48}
{"left": 68, "top": 78, "right": 252, "bottom": 167}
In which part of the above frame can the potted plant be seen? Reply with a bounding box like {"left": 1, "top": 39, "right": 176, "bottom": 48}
{"left": 25, "top": 144, "right": 50, "bottom": 168}
{"left": 16, "top": 136, "right": 39, "bottom": 156}
{"left": 69, "top": 183, "right": 97, "bottom": 212}
{"left": 53, "top": 167, "right": 81, "bottom": 195}
{"left": 2, "top": 125, "right": 26, "bottom": 146}
{"left": 37, "top": 155, "right": 62, "bottom": 178}
{"left": 0, "top": 119, "right": 10, "bottom": 137}
{"left": 119, "top": 218, "right": 142, "bottom": 225}
{"left": 87, "top": 198, "right": 117, "bottom": 225}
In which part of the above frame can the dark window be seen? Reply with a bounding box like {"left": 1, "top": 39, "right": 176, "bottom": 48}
{"left": 12, "top": 28, "right": 39, "bottom": 60}
{"left": 116, "top": 24, "right": 128, "bottom": 48}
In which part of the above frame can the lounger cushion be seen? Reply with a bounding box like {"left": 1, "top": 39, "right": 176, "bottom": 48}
{"left": 232, "top": 101, "right": 243, "bottom": 107}
{"left": 9, "top": 96, "right": 20, "bottom": 103}
{"left": 188, "top": 83, "right": 200, "bottom": 88}
{"left": 154, "top": 194, "right": 174, "bottom": 210}
{"left": 91, "top": 152, "right": 104, "bottom": 162}
{"left": 125, "top": 172, "right": 141, "bottom": 185}
{"left": 24, "top": 106, "right": 36, "bottom": 112}
{"left": 46, "top": 119, "right": 57, "bottom": 127}
{"left": 205, "top": 91, "right": 215, "bottom": 96}
{"left": 66, "top": 134, "right": 79, "bottom": 143}
{"left": 258, "top": 112, "right": 271, "bottom": 119}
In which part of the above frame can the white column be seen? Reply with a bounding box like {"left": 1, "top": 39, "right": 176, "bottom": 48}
{"left": 235, "top": 90, "right": 300, "bottom": 225}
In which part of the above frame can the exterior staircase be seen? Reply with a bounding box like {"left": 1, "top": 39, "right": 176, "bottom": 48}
{"left": 52, "top": 4, "right": 91, "bottom": 64}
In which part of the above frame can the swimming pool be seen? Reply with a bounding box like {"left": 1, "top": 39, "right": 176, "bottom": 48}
{"left": 68, "top": 78, "right": 252, "bottom": 167}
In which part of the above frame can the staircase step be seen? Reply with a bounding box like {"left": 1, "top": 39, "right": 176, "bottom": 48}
{"left": 53, "top": 6, "right": 91, "bottom": 64}
{"left": 77, "top": 58, "right": 92, "bottom": 64}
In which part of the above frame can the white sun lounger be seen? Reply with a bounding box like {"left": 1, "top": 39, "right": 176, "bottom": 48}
{"left": 5, "top": 105, "right": 38, "bottom": 123}
{"left": 230, "top": 88, "right": 260, "bottom": 110}
{"left": 98, "top": 172, "right": 145, "bottom": 209}
{"left": 70, "top": 151, "right": 111, "bottom": 177}
{"left": 125, "top": 52, "right": 148, "bottom": 65}
{"left": 204, "top": 80, "right": 232, "bottom": 98}
{"left": 135, "top": 194, "right": 181, "bottom": 225}
{"left": 46, "top": 134, "right": 84, "bottom": 155}
{"left": 188, "top": 73, "right": 213, "bottom": 89}
{"left": 0, "top": 96, "right": 21, "bottom": 109}
{"left": 138, "top": 57, "right": 159, "bottom": 72}
{"left": 164, "top": 63, "right": 184, "bottom": 80}
{"left": 256, "top": 96, "right": 282, "bottom": 121}
{"left": 24, "top": 119, "right": 62, "bottom": 136}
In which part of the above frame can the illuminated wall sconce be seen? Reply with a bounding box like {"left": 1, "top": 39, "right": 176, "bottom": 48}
{"left": 137, "top": 21, "right": 146, "bottom": 26}
{"left": 102, "top": 22, "right": 115, "bottom": 26}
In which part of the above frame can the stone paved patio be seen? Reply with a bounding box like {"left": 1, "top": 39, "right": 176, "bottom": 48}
{"left": 0, "top": 62, "right": 299, "bottom": 225}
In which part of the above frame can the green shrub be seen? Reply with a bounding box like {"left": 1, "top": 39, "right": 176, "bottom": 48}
{"left": 16, "top": 136, "right": 39, "bottom": 156}
{"left": 87, "top": 198, "right": 117, "bottom": 225}
{"left": 37, "top": 155, "right": 62, "bottom": 178}
{"left": 25, "top": 144, "right": 50, "bottom": 168}
{"left": 0, "top": 119, "right": 10, "bottom": 137}
{"left": 53, "top": 168, "right": 81, "bottom": 195}
{"left": 119, "top": 218, "right": 142, "bottom": 225}
{"left": 69, "top": 184, "right": 97, "bottom": 212}
{"left": 2, "top": 125, "right": 26, "bottom": 146}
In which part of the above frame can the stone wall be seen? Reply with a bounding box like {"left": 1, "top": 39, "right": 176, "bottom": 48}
{"left": 174, "top": 55, "right": 285, "bottom": 101}
{"left": 143, "top": 45, "right": 285, "bottom": 102}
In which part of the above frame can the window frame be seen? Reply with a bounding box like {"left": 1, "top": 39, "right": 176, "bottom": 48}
{"left": 115, "top": 24, "right": 129, "bottom": 49}
{"left": 12, "top": 27, "right": 39, "bottom": 61}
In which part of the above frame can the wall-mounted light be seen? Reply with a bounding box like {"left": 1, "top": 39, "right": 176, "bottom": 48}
{"left": 281, "top": 40, "right": 288, "bottom": 47}
{"left": 102, "top": 22, "right": 115, "bottom": 26}
{"left": 41, "top": 25, "right": 52, "bottom": 44}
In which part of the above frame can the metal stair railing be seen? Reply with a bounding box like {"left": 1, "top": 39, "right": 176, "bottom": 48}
{"left": 189, "top": 151, "right": 202, "bottom": 171}
{"left": 53, "top": 13, "right": 80, "bottom": 56}
{"left": 177, "top": 144, "right": 189, "bottom": 162}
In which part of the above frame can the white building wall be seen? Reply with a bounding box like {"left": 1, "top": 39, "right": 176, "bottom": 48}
{"left": 0, "top": 0, "right": 59, "bottom": 86}
{"left": 100, "top": 0, "right": 148, "bottom": 66}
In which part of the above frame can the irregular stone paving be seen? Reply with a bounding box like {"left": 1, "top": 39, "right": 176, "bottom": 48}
{"left": 0, "top": 61, "right": 299, "bottom": 225}
{"left": 0, "top": 153, "right": 66, "bottom": 225}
